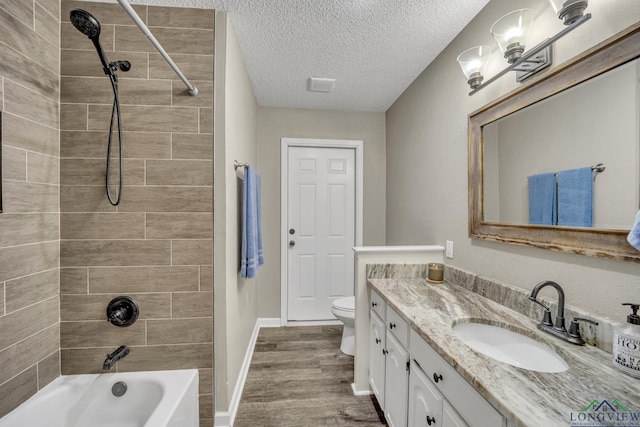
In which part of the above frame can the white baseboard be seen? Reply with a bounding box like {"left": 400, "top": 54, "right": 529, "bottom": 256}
{"left": 286, "top": 319, "right": 341, "bottom": 327}
{"left": 214, "top": 317, "right": 280, "bottom": 426}
{"left": 351, "top": 382, "right": 372, "bottom": 396}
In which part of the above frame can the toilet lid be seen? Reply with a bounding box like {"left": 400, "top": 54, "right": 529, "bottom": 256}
{"left": 332, "top": 296, "right": 355, "bottom": 311}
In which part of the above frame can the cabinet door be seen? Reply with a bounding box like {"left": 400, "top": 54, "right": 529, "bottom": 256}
{"left": 370, "top": 309, "right": 386, "bottom": 407}
{"left": 409, "top": 360, "right": 443, "bottom": 427}
{"left": 442, "top": 400, "right": 469, "bottom": 427}
{"left": 385, "top": 332, "right": 409, "bottom": 427}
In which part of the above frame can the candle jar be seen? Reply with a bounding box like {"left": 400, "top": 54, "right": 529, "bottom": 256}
{"left": 427, "top": 263, "right": 444, "bottom": 283}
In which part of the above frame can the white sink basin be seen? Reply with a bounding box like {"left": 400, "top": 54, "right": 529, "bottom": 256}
{"left": 452, "top": 322, "right": 569, "bottom": 373}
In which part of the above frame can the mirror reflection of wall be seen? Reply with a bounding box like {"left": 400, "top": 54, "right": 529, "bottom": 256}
{"left": 483, "top": 58, "right": 640, "bottom": 230}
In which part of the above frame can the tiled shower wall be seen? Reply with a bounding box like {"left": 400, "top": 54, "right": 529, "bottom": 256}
{"left": 0, "top": 0, "right": 61, "bottom": 418}
{"left": 59, "top": 1, "right": 214, "bottom": 425}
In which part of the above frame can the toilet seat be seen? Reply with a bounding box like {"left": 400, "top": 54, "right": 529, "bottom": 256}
{"left": 332, "top": 296, "right": 355, "bottom": 312}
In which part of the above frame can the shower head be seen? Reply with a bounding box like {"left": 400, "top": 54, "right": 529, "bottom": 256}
{"left": 70, "top": 9, "right": 101, "bottom": 40}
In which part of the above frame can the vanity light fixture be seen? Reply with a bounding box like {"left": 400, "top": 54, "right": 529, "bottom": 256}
{"left": 456, "top": 46, "right": 492, "bottom": 90}
{"left": 459, "top": 4, "right": 591, "bottom": 95}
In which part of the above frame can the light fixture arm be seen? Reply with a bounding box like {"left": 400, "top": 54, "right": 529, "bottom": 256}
{"left": 469, "top": 13, "right": 591, "bottom": 95}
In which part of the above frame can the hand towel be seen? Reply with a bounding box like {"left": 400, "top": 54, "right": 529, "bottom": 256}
{"left": 557, "top": 167, "right": 593, "bottom": 227}
{"left": 627, "top": 211, "right": 640, "bottom": 251}
{"left": 241, "top": 166, "right": 264, "bottom": 279}
{"left": 528, "top": 172, "right": 557, "bottom": 225}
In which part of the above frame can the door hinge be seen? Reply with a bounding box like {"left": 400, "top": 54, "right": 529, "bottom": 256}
{"left": 406, "top": 360, "right": 410, "bottom": 372}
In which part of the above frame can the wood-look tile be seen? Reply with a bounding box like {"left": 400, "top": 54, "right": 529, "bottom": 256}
{"left": 60, "top": 267, "right": 88, "bottom": 294}
{"left": 88, "top": 104, "right": 199, "bottom": 133}
{"left": 61, "top": 347, "right": 113, "bottom": 375}
{"left": 116, "top": 343, "right": 213, "bottom": 371}
{"left": 172, "top": 133, "right": 213, "bottom": 160}
{"left": 0, "top": 366, "right": 37, "bottom": 418}
{"left": 172, "top": 80, "right": 213, "bottom": 107}
{"left": 4, "top": 79, "right": 58, "bottom": 129}
{"left": 2, "top": 112, "right": 59, "bottom": 156}
{"left": 147, "top": 6, "right": 213, "bottom": 29}
{"left": 198, "top": 368, "right": 213, "bottom": 394}
{"left": 146, "top": 160, "right": 212, "bottom": 186}
{"left": 60, "top": 158, "right": 144, "bottom": 186}
{"left": 60, "top": 320, "right": 146, "bottom": 348}
{"left": 115, "top": 26, "right": 213, "bottom": 55}
{"left": 200, "top": 108, "right": 213, "bottom": 133}
{"left": 2, "top": 181, "right": 59, "bottom": 213}
{"left": 61, "top": 240, "right": 171, "bottom": 267}
{"left": 200, "top": 419, "right": 214, "bottom": 427}
{"left": 88, "top": 266, "right": 199, "bottom": 293}
{"left": 60, "top": 185, "right": 117, "bottom": 213}
{"left": 35, "top": 3, "right": 59, "bottom": 48}
{"left": 60, "top": 103, "right": 88, "bottom": 130}
{"left": 36, "top": 0, "right": 59, "bottom": 21}
{"left": 3, "top": 0, "right": 34, "bottom": 26}
{"left": 0, "top": 42, "right": 59, "bottom": 100}
{"left": 0, "top": 7, "right": 58, "bottom": 70}
{"left": 172, "top": 292, "right": 213, "bottom": 318}
{"left": 200, "top": 266, "right": 213, "bottom": 291}
{"left": 5, "top": 269, "right": 59, "bottom": 314}
{"left": 0, "top": 297, "right": 58, "bottom": 349}
{"left": 2, "top": 145, "right": 27, "bottom": 181}
{"left": 61, "top": 76, "right": 172, "bottom": 106}
{"left": 0, "top": 241, "right": 58, "bottom": 282}
{"left": 61, "top": 1, "right": 146, "bottom": 25}
{"left": 147, "top": 318, "right": 212, "bottom": 345}
{"left": 61, "top": 293, "right": 170, "bottom": 321}
{"left": 1, "top": 284, "right": 4, "bottom": 316}
{"left": 146, "top": 213, "right": 212, "bottom": 239}
{"left": 61, "top": 50, "right": 148, "bottom": 78}
{"left": 61, "top": 131, "right": 171, "bottom": 159}
{"left": 148, "top": 53, "right": 213, "bottom": 81}
{"left": 0, "top": 324, "right": 59, "bottom": 385}
{"left": 27, "top": 152, "right": 58, "bottom": 184}
{"left": 61, "top": 22, "right": 114, "bottom": 51}
{"left": 61, "top": 212, "right": 145, "bottom": 239}
{"left": 37, "top": 350, "right": 61, "bottom": 390}
{"left": 116, "top": 186, "right": 212, "bottom": 213}
{"left": 199, "top": 394, "right": 213, "bottom": 420}
{"left": 172, "top": 240, "right": 213, "bottom": 266}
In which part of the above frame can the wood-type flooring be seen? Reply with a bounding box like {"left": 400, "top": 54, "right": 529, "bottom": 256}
{"left": 234, "top": 325, "right": 387, "bottom": 426}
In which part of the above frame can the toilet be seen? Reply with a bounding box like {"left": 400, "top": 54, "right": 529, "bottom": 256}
{"left": 331, "top": 296, "right": 356, "bottom": 356}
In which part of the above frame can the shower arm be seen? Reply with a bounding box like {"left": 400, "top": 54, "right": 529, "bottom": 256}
{"left": 116, "top": 0, "right": 198, "bottom": 96}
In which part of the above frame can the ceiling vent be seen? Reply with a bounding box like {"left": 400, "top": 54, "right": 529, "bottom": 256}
{"left": 307, "top": 77, "right": 336, "bottom": 93}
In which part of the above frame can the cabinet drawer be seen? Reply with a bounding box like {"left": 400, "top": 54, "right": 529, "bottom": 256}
{"left": 370, "top": 289, "right": 386, "bottom": 319}
{"left": 410, "top": 329, "right": 505, "bottom": 427}
{"left": 387, "top": 306, "right": 409, "bottom": 349}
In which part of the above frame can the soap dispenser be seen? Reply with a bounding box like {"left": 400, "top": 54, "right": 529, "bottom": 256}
{"left": 612, "top": 303, "right": 640, "bottom": 378}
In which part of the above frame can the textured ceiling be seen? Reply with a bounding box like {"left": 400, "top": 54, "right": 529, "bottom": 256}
{"left": 120, "top": 0, "right": 491, "bottom": 111}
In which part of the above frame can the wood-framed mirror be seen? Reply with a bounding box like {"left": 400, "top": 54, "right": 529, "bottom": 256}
{"left": 469, "top": 22, "right": 640, "bottom": 262}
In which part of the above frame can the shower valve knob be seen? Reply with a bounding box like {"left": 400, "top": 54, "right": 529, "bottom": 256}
{"left": 106, "top": 296, "right": 140, "bottom": 327}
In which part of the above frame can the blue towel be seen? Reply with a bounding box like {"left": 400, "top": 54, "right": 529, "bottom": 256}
{"left": 627, "top": 211, "right": 640, "bottom": 251}
{"left": 557, "top": 167, "right": 592, "bottom": 227}
{"left": 241, "top": 166, "right": 264, "bottom": 279}
{"left": 528, "top": 173, "right": 557, "bottom": 225}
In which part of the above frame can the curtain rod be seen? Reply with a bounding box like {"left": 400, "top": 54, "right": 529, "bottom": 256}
{"left": 116, "top": 0, "right": 198, "bottom": 96}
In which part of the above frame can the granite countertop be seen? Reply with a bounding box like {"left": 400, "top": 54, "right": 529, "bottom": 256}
{"left": 368, "top": 278, "right": 640, "bottom": 427}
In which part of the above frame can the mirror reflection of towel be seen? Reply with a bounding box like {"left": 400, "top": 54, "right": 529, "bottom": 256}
{"left": 628, "top": 211, "right": 640, "bottom": 251}
{"left": 557, "top": 167, "right": 592, "bottom": 227}
{"left": 528, "top": 173, "right": 556, "bottom": 225}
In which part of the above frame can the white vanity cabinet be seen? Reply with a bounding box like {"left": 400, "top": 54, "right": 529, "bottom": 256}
{"left": 369, "top": 290, "right": 410, "bottom": 427}
{"left": 410, "top": 329, "right": 505, "bottom": 427}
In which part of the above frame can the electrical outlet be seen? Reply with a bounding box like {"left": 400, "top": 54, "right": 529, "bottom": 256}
{"left": 446, "top": 240, "right": 454, "bottom": 259}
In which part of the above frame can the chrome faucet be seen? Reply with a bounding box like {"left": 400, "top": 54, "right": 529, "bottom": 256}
{"left": 528, "top": 281, "right": 597, "bottom": 345}
{"left": 103, "top": 345, "right": 129, "bottom": 370}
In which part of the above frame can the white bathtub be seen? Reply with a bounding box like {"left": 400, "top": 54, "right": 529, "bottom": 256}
{"left": 0, "top": 369, "right": 199, "bottom": 427}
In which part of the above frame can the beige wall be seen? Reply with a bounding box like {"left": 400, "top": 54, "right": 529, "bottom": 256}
{"left": 256, "top": 107, "right": 386, "bottom": 318}
{"left": 213, "top": 12, "right": 259, "bottom": 419}
{"left": 59, "top": 1, "right": 214, "bottom": 425}
{"left": 0, "top": 0, "right": 61, "bottom": 417}
{"left": 386, "top": 0, "right": 640, "bottom": 319}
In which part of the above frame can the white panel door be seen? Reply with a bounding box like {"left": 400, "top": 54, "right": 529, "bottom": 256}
{"left": 287, "top": 145, "right": 356, "bottom": 320}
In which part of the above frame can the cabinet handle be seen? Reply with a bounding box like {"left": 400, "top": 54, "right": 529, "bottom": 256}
{"left": 433, "top": 373, "right": 443, "bottom": 383}
{"left": 426, "top": 415, "right": 436, "bottom": 425}
{"left": 382, "top": 349, "right": 388, "bottom": 355}
{"left": 389, "top": 322, "right": 396, "bottom": 329}
{"left": 375, "top": 338, "right": 381, "bottom": 344}
{"left": 372, "top": 302, "right": 378, "bottom": 307}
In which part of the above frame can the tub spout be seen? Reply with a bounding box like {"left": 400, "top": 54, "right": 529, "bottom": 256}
{"left": 103, "top": 345, "right": 129, "bottom": 370}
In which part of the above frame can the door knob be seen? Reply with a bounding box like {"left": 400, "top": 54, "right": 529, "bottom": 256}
{"left": 289, "top": 240, "right": 296, "bottom": 247}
